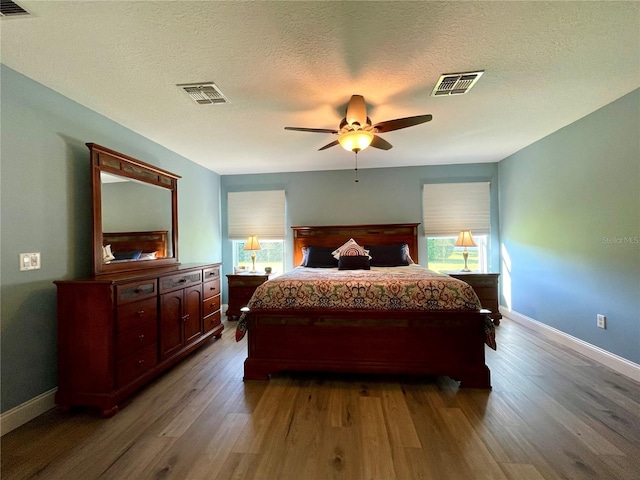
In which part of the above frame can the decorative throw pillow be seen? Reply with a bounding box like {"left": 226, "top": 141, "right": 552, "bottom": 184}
{"left": 338, "top": 255, "right": 371, "bottom": 270}
{"left": 332, "top": 238, "right": 369, "bottom": 259}
{"left": 302, "top": 245, "right": 339, "bottom": 268}
{"left": 365, "top": 243, "right": 411, "bottom": 267}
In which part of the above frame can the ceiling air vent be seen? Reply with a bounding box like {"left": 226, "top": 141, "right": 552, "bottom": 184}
{"left": 431, "top": 71, "right": 484, "bottom": 97}
{"left": 0, "top": 0, "right": 29, "bottom": 17}
{"left": 178, "top": 83, "right": 229, "bottom": 105}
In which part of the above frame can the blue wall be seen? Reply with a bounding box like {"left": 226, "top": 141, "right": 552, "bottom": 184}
{"left": 498, "top": 89, "right": 639, "bottom": 363}
{"left": 0, "top": 65, "right": 222, "bottom": 413}
{"left": 221, "top": 163, "right": 500, "bottom": 301}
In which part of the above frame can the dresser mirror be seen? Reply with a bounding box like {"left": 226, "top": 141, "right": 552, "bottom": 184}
{"left": 89, "top": 143, "right": 180, "bottom": 275}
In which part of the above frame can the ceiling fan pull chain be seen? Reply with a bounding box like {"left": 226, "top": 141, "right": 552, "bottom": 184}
{"left": 354, "top": 152, "right": 359, "bottom": 183}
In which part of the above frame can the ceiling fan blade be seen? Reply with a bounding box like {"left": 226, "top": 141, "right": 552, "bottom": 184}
{"left": 373, "top": 114, "right": 433, "bottom": 133}
{"left": 285, "top": 127, "right": 338, "bottom": 134}
{"left": 318, "top": 140, "right": 340, "bottom": 151}
{"left": 370, "top": 135, "right": 393, "bottom": 150}
{"left": 345, "top": 95, "right": 368, "bottom": 127}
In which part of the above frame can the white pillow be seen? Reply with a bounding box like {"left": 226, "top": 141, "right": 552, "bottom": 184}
{"left": 102, "top": 244, "right": 115, "bottom": 262}
{"left": 332, "top": 238, "right": 370, "bottom": 259}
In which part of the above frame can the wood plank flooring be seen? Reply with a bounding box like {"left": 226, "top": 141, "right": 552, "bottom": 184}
{"left": 2, "top": 317, "right": 639, "bottom": 480}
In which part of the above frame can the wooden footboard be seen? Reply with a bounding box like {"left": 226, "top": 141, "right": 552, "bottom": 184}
{"left": 243, "top": 308, "right": 491, "bottom": 388}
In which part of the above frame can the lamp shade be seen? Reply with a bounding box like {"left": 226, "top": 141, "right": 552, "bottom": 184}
{"left": 243, "top": 236, "right": 262, "bottom": 251}
{"left": 454, "top": 230, "right": 477, "bottom": 248}
{"left": 338, "top": 130, "right": 374, "bottom": 153}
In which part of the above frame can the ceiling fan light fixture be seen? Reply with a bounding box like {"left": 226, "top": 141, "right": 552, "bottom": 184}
{"left": 338, "top": 130, "right": 373, "bottom": 153}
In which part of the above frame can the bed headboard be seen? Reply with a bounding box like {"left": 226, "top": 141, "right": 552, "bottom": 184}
{"left": 292, "top": 223, "right": 420, "bottom": 266}
{"left": 103, "top": 230, "right": 169, "bottom": 258}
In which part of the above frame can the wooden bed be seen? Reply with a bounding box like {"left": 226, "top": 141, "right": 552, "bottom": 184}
{"left": 103, "top": 230, "right": 169, "bottom": 259}
{"left": 242, "top": 223, "right": 492, "bottom": 388}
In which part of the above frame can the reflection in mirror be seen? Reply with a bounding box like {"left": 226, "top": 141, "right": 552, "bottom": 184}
{"left": 100, "top": 172, "right": 174, "bottom": 260}
{"left": 89, "top": 143, "right": 180, "bottom": 276}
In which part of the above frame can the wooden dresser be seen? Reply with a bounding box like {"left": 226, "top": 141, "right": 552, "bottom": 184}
{"left": 447, "top": 272, "right": 502, "bottom": 325}
{"left": 55, "top": 262, "right": 222, "bottom": 416}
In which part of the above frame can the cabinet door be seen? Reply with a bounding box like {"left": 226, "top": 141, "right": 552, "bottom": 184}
{"left": 183, "top": 285, "right": 203, "bottom": 344}
{"left": 160, "top": 290, "right": 184, "bottom": 359}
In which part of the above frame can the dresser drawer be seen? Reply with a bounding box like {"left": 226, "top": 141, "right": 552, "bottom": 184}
{"left": 203, "top": 278, "right": 221, "bottom": 299}
{"left": 203, "top": 265, "right": 221, "bottom": 281}
{"left": 229, "top": 275, "right": 269, "bottom": 287}
{"left": 116, "top": 320, "right": 158, "bottom": 358}
{"left": 116, "top": 344, "right": 158, "bottom": 387}
{"left": 159, "top": 271, "right": 202, "bottom": 293}
{"left": 232, "top": 287, "right": 260, "bottom": 306}
{"left": 116, "top": 279, "right": 157, "bottom": 305}
{"left": 204, "top": 311, "right": 222, "bottom": 333}
{"left": 473, "top": 286, "right": 498, "bottom": 302}
{"left": 203, "top": 294, "right": 221, "bottom": 317}
{"left": 466, "top": 276, "right": 498, "bottom": 288}
{"left": 116, "top": 297, "right": 158, "bottom": 332}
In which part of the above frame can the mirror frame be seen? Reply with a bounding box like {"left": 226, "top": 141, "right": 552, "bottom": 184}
{"left": 88, "top": 143, "right": 180, "bottom": 276}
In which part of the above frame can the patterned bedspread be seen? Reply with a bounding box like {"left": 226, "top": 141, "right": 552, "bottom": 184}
{"left": 235, "top": 265, "right": 496, "bottom": 349}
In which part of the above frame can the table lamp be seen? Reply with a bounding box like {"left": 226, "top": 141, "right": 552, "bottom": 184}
{"left": 243, "top": 236, "right": 262, "bottom": 273}
{"left": 455, "top": 230, "right": 477, "bottom": 272}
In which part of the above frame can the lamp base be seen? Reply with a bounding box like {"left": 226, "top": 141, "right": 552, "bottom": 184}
{"left": 461, "top": 248, "right": 471, "bottom": 272}
{"left": 250, "top": 252, "right": 257, "bottom": 273}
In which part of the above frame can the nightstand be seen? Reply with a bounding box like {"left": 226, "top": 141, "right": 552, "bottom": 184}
{"left": 226, "top": 272, "right": 272, "bottom": 319}
{"left": 447, "top": 272, "right": 502, "bottom": 325}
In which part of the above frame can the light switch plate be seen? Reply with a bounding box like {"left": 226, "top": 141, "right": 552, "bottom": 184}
{"left": 19, "top": 252, "right": 41, "bottom": 271}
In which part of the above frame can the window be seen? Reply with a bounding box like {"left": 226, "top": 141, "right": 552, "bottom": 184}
{"left": 232, "top": 239, "right": 284, "bottom": 273}
{"left": 422, "top": 182, "right": 490, "bottom": 273}
{"left": 426, "top": 235, "right": 488, "bottom": 272}
{"left": 228, "top": 190, "right": 286, "bottom": 273}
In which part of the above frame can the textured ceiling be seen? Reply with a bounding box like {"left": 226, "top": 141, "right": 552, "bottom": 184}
{"left": 2, "top": 1, "right": 639, "bottom": 175}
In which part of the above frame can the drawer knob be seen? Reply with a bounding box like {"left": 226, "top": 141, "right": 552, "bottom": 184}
{"left": 138, "top": 334, "right": 145, "bottom": 341}
{"left": 134, "top": 288, "right": 143, "bottom": 294}
{"left": 210, "top": 302, "right": 216, "bottom": 307}
{"left": 138, "top": 360, "right": 145, "bottom": 366}
{"left": 136, "top": 310, "right": 145, "bottom": 316}
{"left": 179, "top": 278, "right": 187, "bottom": 283}
{"left": 182, "top": 314, "right": 190, "bottom": 322}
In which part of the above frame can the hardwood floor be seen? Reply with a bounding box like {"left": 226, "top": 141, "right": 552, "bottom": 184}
{"left": 2, "top": 317, "right": 639, "bottom": 480}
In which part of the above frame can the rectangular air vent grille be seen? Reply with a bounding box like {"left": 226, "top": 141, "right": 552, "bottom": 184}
{"left": 178, "top": 83, "right": 229, "bottom": 105}
{"left": 0, "top": 0, "right": 29, "bottom": 16}
{"left": 431, "top": 71, "right": 484, "bottom": 96}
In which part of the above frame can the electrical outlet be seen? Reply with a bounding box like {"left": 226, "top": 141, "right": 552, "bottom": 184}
{"left": 597, "top": 314, "right": 606, "bottom": 329}
{"left": 19, "top": 252, "right": 41, "bottom": 271}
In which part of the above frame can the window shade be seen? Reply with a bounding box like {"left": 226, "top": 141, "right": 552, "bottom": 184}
{"left": 422, "top": 182, "right": 490, "bottom": 236}
{"left": 228, "top": 190, "right": 285, "bottom": 240}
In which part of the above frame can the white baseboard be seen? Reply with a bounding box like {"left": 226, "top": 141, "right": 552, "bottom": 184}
{"left": 502, "top": 306, "right": 640, "bottom": 382}
{"left": 1, "top": 387, "right": 57, "bottom": 436}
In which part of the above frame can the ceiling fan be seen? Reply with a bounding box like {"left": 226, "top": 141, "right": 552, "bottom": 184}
{"left": 284, "top": 94, "right": 433, "bottom": 153}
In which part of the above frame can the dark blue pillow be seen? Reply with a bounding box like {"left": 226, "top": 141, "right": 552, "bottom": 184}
{"left": 338, "top": 255, "right": 370, "bottom": 270}
{"left": 365, "top": 244, "right": 410, "bottom": 267}
{"left": 303, "top": 246, "right": 339, "bottom": 268}
{"left": 113, "top": 250, "right": 142, "bottom": 261}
